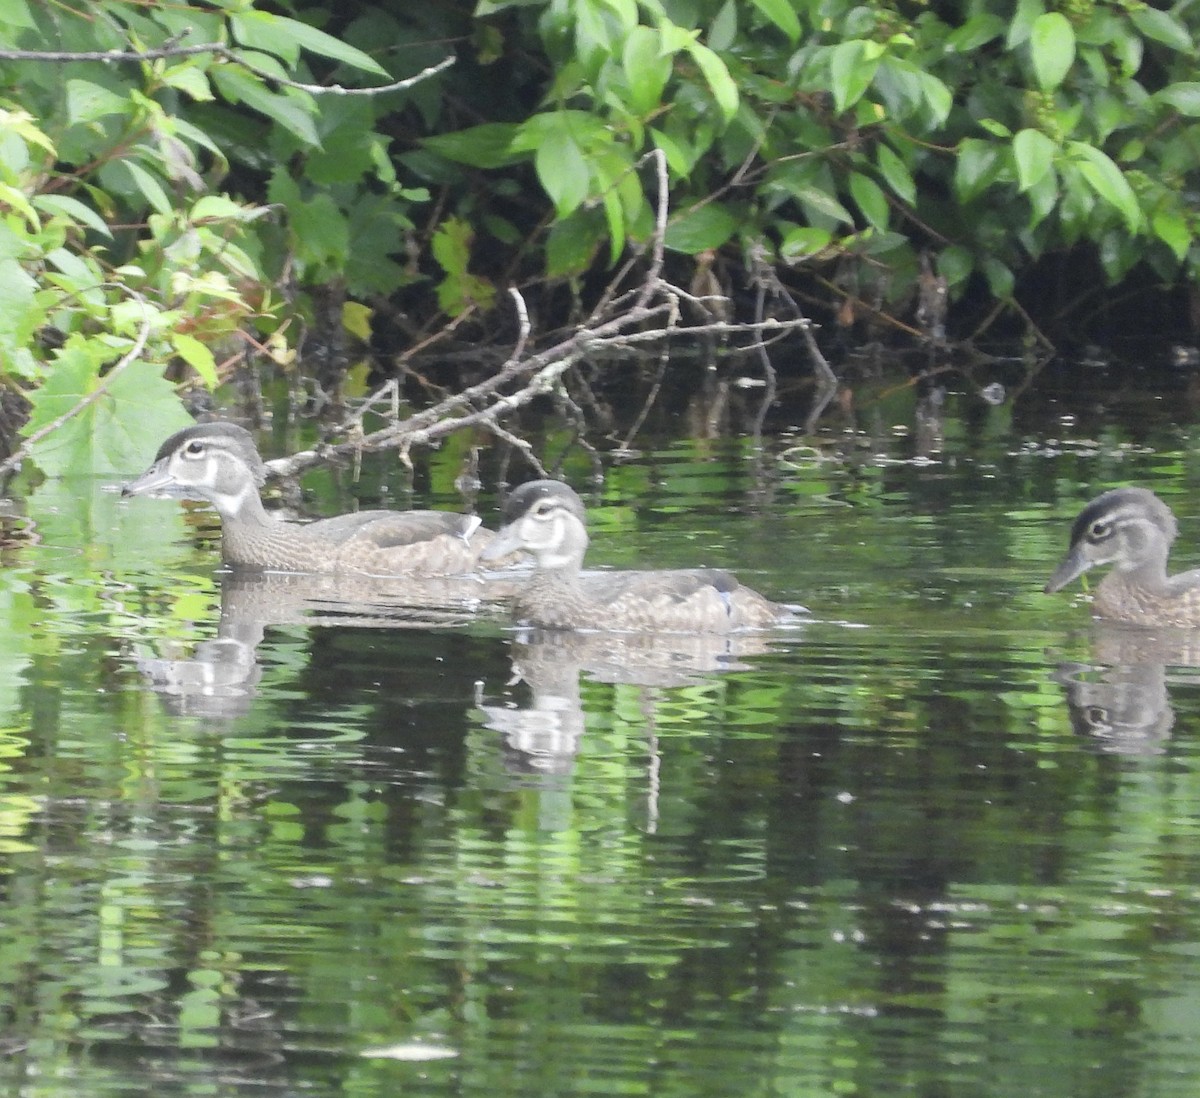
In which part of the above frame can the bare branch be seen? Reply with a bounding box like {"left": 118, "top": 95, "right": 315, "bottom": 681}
{"left": 634, "top": 148, "right": 670, "bottom": 312}
{"left": 503, "top": 287, "right": 532, "bottom": 367}
{"left": 0, "top": 42, "right": 455, "bottom": 97}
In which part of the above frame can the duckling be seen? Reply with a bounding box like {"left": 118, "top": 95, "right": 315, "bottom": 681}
{"left": 479, "top": 479, "right": 792, "bottom": 633}
{"left": 1044, "top": 487, "right": 1200, "bottom": 627}
{"left": 123, "top": 422, "right": 494, "bottom": 577}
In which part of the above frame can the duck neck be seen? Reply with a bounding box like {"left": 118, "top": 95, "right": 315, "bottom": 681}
{"left": 210, "top": 481, "right": 273, "bottom": 527}
{"left": 215, "top": 487, "right": 306, "bottom": 569}
{"left": 531, "top": 520, "right": 588, "bottom": 580}
{"left": 1114, "top": 548, "right": 1172, "bottom": 592}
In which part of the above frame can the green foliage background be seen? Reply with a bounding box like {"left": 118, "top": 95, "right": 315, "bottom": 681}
{"left": 0, "top": 0, "right": 1197, "bottom": 468}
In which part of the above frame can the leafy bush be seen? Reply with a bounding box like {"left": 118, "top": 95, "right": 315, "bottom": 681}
{"left": 424, "top": 0, "right": 1199, "bottom": 338}
{"left": 1, "top": 0, "right": 1198, "bottom": 471}
{"left": 0, "top": 0, "right": 400, "bottom": 469}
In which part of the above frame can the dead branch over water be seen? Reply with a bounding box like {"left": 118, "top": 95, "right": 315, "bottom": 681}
{"left": 268, "top": 151, "right": 812, "bottom": 481}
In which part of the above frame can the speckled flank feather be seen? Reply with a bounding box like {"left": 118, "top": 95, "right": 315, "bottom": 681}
{"left": 480, "top": 479, "right": 791, "bottom": 634}
{"left": 123, "top": 421, "right": 497, "bottom": 578}
{"left": 1045, "top": 487, "right": 1200, "bottom": 627}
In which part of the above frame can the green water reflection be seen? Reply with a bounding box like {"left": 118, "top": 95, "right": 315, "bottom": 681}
{"left": 3, "top": 370, "right": 1200, "bottom": 1096}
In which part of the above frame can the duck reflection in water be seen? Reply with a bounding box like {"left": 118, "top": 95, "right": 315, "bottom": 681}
{"left": 1045, "top": 488, "right": 1200, "bottom": 753}
{"left": 136, "top": 568, "right": 506, "bottom": 719}
{"left": 1052, "top": 625, "right": 1200, "bottom": 755}
{"left": 474, "top": 628, "right": 781, "bottom": 784}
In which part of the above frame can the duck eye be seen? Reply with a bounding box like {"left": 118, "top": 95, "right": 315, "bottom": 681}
{"left": 1088, "top": 520, "right": 1110, "bottom": 540}
{"left": 185, "top": 440, "right": 205, "bottom": 457}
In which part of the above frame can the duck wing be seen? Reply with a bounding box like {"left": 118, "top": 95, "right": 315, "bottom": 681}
{"left": 307, "top": 510, "right": 486, "bottom": 550}
{"left": 579, "top": 567, "right": 740, "bottom": 604}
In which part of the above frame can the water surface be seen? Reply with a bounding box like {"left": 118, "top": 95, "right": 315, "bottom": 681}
{"left": 3, "top": 364, "right": 1200, "bottom": 1096}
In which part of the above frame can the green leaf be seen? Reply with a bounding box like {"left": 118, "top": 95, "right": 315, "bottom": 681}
{"left": 779, "top": 226, "right": 833, "bottom": 261}
{"left": 1127, "top": 6, "right": 1193, "bottom": 52}
{"left": 848, "top": 172, "right": 889, "bottom": 229}
{"left": 170, "top": 333, "right": 218, "bottom": 389}
{"left": 431, "top": 217, "right": 495, "bottom": 315}
{"left": 750, "top": 0, "right": 801, "bottom": 42}
{"left": 982, "top": 256, "right": 1014, "bottom": 298}
{"left": 1025, "top": 170, "right": 1058, "bottom": 227}
{"left": 161, "top": 64, "right": 213, "bottom": 102}
{"left": 232, "top": 11, "right": 388, "bottom": 77}
{"left": 796, "top": 185, "right": 853, "bottom": 226}
{"left": 212, "top": 68, "right": 320, "bottom": 148}
{"left": 1157, "top": 83, "right": 1200, "bottom": 118}
{"left": 915, "top": 70, "right": 952, "bottom": 125}
{"left": 119, "top": 160, "right": 173, "bottom": 217}
{"left": 24, "top": 339, "right": 194, "bottom": 478}
{"left": 622, "top": 25, "right": 670, "bottom": 115}
{"left": 431, "top": 217, "right": 472, "bottom": 277}
{"left": 45, "top": 247, "right": 103, "bottom": 295}
{"left": 1151, "top": 209, "right": 1191, "bottom": 262}
{"left": 876, "top": 144, "right": 916, "bottom": 205}
{"left": 546, "top": 211, "right": 603, "bottom": 277}
{"left": 601, "top": 188, "right": 625, "bottom": 265}
{"left": 945, "top": 13, "right": 1006, "bottom": 52}
{"left": 650, "top": 127, "right": 695, "bottom": 176}
{"left": 33, "top": 194, "right": 112, "bottom": 238}
{"left": 1012, "top": 128, "right": 1057, "bottom": 192}
{"left": 1067, "top": 142, "right": 1142, "bottom": 231}
{"left": 64, "top": 79, "right": 132, "bottom": 126}
{"left": 954, "top": 139, "right": 1004, "bottom": 202}
{"left": 272, "top": 16, "right": 391, "bottom": 78}
{"left": 534, "top": 127, "right": 591, "bottom": 217}
{"left": 685, "top": 42, "right": 739, "bottom": 124}
{"left": 424, "top": 124, "right": 518, "bottom": 168}
{"left": 511, "top": 110, "right": 606, "bottom": 153}
{"left": 598, "top": 0, "right": 637, "bottom": 31}
{"left": 937, "top": 245, "right": 974, "bottom": 288}
{"left": 0, "top": 0, "right": 35, "bottom": 29}
{"left": 709, "top": 0, "right": 738, "bottom": 51}
{"left": 664, "top": 202, "right": 740, "bottom": 253}
{"left": 231, "top": 11, "right": 299, "bottom": 65}
{"left": 1006, "top": 0, "right": 1045, "bottom": 49}
{"left": 0, "top": 256, "right": 40, "bottom": 361}
{"left": 289, "top": 193, "right": 350, "bottom": 267}
{"left": 1030, "top": 12, "right": 1074, "bottom": 90}
{"left": 0, "top": 182, "right": 36, "bottom": 228}
{"left": 829, "top": 41, "right": 879, "bottom": 112}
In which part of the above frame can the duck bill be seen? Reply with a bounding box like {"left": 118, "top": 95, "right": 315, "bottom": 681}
{"left": 1044, "top": 547, "right": 1092, "bottom": 594}
{"left": 121, "top": 460, "right": 178, "bottom": 498}
{"left": 478, "top": 525, "right": 525, "bottom": 565}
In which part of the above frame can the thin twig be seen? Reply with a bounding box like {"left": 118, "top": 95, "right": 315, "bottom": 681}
{"left": 750, "top": 274, "right": 777, "bottom": 440}
{"left": 636, "top": 148, "right": 670, "bottom": 311}
{"left": 0, "top": 43, "right": 455, "bottom": 97}
{"left": 503, "top": 287, "right": 532, "bottom": 367}
{"left": 617, "top": 345, "right": 669, "bottom": 455}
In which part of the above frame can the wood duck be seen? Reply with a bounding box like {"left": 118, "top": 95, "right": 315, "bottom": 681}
{"left": 122, "top": 422, "right": 496, "bottom": 577}
{"left": 478, "top": 479, "right": 793, "bottom": 633}
{"left": 1044, "top": 487, "right": 1200, "bottom": 627}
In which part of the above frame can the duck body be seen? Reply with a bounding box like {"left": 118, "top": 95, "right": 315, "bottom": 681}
{"left": 1045, "top": 487, "right": 1200, "bottom": 627}
{"left": 123, "top": 422, "right": 493, "bottom": 578}
{"left": 480, "top": 479, "right": 790, "bottom": 634}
